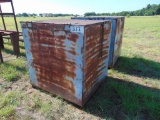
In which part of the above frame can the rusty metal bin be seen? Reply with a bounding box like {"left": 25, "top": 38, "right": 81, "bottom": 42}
{"left": 71, "top": 16, "right": 125, "bottom": 68}
{"left": 20, "top": 20, "right": 112, "bottom": 107}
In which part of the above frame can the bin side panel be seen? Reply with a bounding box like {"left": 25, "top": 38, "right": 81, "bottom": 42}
{"left": 21, "top": 22, "right": 38, "bottom": 86}
{"left": 21, "top": 22, "right": 84, "bottom": 106}
{"left": 108, "top": 20, "right": 116, "bottom": 68}
{"left": 83, "top": 22, "right": 111, "bottom": 105}
{"left": 71, "top": 17, "right": 125, "bottom": 68}
{"left": 113, "top": 17, "right": 125, "bottom": 66}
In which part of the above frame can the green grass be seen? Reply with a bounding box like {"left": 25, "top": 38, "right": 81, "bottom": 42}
{"left": 0, "top": 91, "right": 24, "bottom": 119}
{"left": 114, "top": 56, "right": 160, "bottom": 79}
{"left": 0, "top": 57, "right": 28, "bottom": 81}
{"left": 84, "top": 78, "right": 160, "bottom": 119}
{"left": 85, "top": 16, "right": 160, "bottom": 120}
{"left": 0, "top": 16, "right": 160, "bottom": 119}
{"left": 0, "top": 16, "right": 71, "bottom": 31}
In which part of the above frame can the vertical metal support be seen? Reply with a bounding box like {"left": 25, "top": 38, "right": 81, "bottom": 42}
{"left": 0, "top": 33, "right": 4, "bottom": 49}
{"left": 0, "top": 34, "right": 3, "bottom": 63}
{"left": 10, "top": 0, "right": 19, "bottom": 33}
{"left": 10, "top": 32, "right": 20, "bottom": 58}
{"left": 0, "top": 49, "right": 3, "bottom": 63}
{"left": 0, "top": 4, "right": 6, "bottom": 31}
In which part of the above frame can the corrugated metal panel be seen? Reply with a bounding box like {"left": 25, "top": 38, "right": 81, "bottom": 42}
{"left": 71, "top": 16, "right": 125, "bottom": 68}
{"left": 21, "top": 20, "right": 112, "bottom": 106}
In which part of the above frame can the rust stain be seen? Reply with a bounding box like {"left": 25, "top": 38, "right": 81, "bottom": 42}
{"left": 113, "top": 17, "right": 125, "bottom": 66}
{"left": 83, "top": 22, "right": 111, "bottom": 100}
{"left": 32, "top": 23, "right": 65, "bottom": 31}
{"left": 23, "top": 20, "right": 113, "bottom": 106}
{"left": 67, "top": 33, "right": 79, "bottom": 43}
{"left": 116, "top": 19, "right": 121, "bottom": 35}
{"left": 28, "top": 23, "right": 79, "bottom": 96}
{"left": 36, "top": 80, "right": 82, "bottom": 106}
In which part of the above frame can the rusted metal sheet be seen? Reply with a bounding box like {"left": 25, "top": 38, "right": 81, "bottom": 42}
{"left": 21, "top": 20, "right": 112, "bottom": 106}
{"left": 113, "top": 17, "right": 125, "bottom": 67}
{"left": 71, "top": 16, "right": 125, "bottom": 68}
{"left": 83, "top": 21, "right": 111, "bottom": 103}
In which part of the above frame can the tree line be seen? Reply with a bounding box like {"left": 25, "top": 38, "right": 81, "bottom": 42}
{"left": 16, "top": 13, "right": 75, "bottom": 17}
{"left": 84, "top": 4, "right": 160, "bottom": 16}
{"left": 15, "top": 4, "right": 160, "bottom": 17}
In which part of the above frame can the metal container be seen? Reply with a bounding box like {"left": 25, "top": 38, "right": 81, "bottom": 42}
{"left": 71, "top": 16, "right": 125, "bottom": 68}
{"left": 21, "top": 20, "right": 112, "bottom": 107}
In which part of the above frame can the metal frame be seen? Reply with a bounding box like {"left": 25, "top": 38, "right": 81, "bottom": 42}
{"left": 0, "top": 0, "right": 18, "bottom": 32}
{"left": 0, "top": 0, "right": 20, "bottom": 63}
{"left": 0, "top": 32, "right": 3, "bottom": 62}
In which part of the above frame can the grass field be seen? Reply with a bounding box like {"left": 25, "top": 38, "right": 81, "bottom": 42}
{"left": 0, "top": 16, "right": 160, "bottom": 120}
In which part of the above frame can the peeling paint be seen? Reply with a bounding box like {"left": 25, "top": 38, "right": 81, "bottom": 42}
{"left": 71, "top": 16, "right": 125, "bottom": 68}
{"left": 21, "top": 20, "right": 111, "bottom": 106}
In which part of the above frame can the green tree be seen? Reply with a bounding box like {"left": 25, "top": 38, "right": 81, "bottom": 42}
{"left": 147, "top": 4, "right": 151, "bottom": 9}
{"left": 39, "top": 13, "right": 43, "bottom": 17}
{"left": 16, "top": 13, "right": 22, "bottom": 17}
{"left": 156, "top": 4, "right": 160, "bottom": 15}
{"left": 22, "top": 12, "right": 29, "bottom": 17}
{"left": 84, "top": 12, "right": 96, "bottom": 16}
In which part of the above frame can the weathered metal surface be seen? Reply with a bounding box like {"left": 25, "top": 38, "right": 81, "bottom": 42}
{"left": 0, "top": 34, "right": 3, "bottom": 63}
{"left": 83, "top": 21, "right": 111, "bottom": 104}
{"left": 71, "top": 16, "right": 125, "bottom": 68}
{"left": 113, "top": 17, "right": 125, "bottom": 66}
{"left": 10, "top": 32, "right": 20, "bottom": 58}
{"left": 0, "top": 32, "right": 4, "bottom": 49}
{"left": 21, "top": 20, "right": 111, "bottom": 106}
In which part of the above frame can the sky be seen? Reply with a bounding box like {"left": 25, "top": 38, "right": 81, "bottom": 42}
{"left": 1, "top": 0, "right": 160, "bottom": 15}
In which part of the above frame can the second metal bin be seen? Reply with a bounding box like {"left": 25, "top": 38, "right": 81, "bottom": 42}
{"left": 21, "top": 20, "right": 112, "bottom": 107}
{"left": 71, "top": 16, "right": 125, "bottom": 68}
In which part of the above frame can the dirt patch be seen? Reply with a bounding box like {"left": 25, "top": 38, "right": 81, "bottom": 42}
{"left": 1, "top": 53, "right": 17, "bottom": 62}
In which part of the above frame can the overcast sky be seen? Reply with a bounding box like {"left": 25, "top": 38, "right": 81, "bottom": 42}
{"left": 1, "top": 0, "right": 160, "bottom": 15}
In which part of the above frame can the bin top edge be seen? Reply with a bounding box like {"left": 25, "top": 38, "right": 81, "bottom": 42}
{"left": 71, "top": 16, "right": 125, "bottom": 19}
{"left": 20, "top": 19, "right": 112, "bottom": 26}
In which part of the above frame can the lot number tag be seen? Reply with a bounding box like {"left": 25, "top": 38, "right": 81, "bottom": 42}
{"left": 70, "top": 26, "right": 84, "bottom": 33}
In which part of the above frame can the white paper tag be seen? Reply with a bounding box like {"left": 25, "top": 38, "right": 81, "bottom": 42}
{"left": 70, "top": 26, "right": 84, "bottom": 34}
